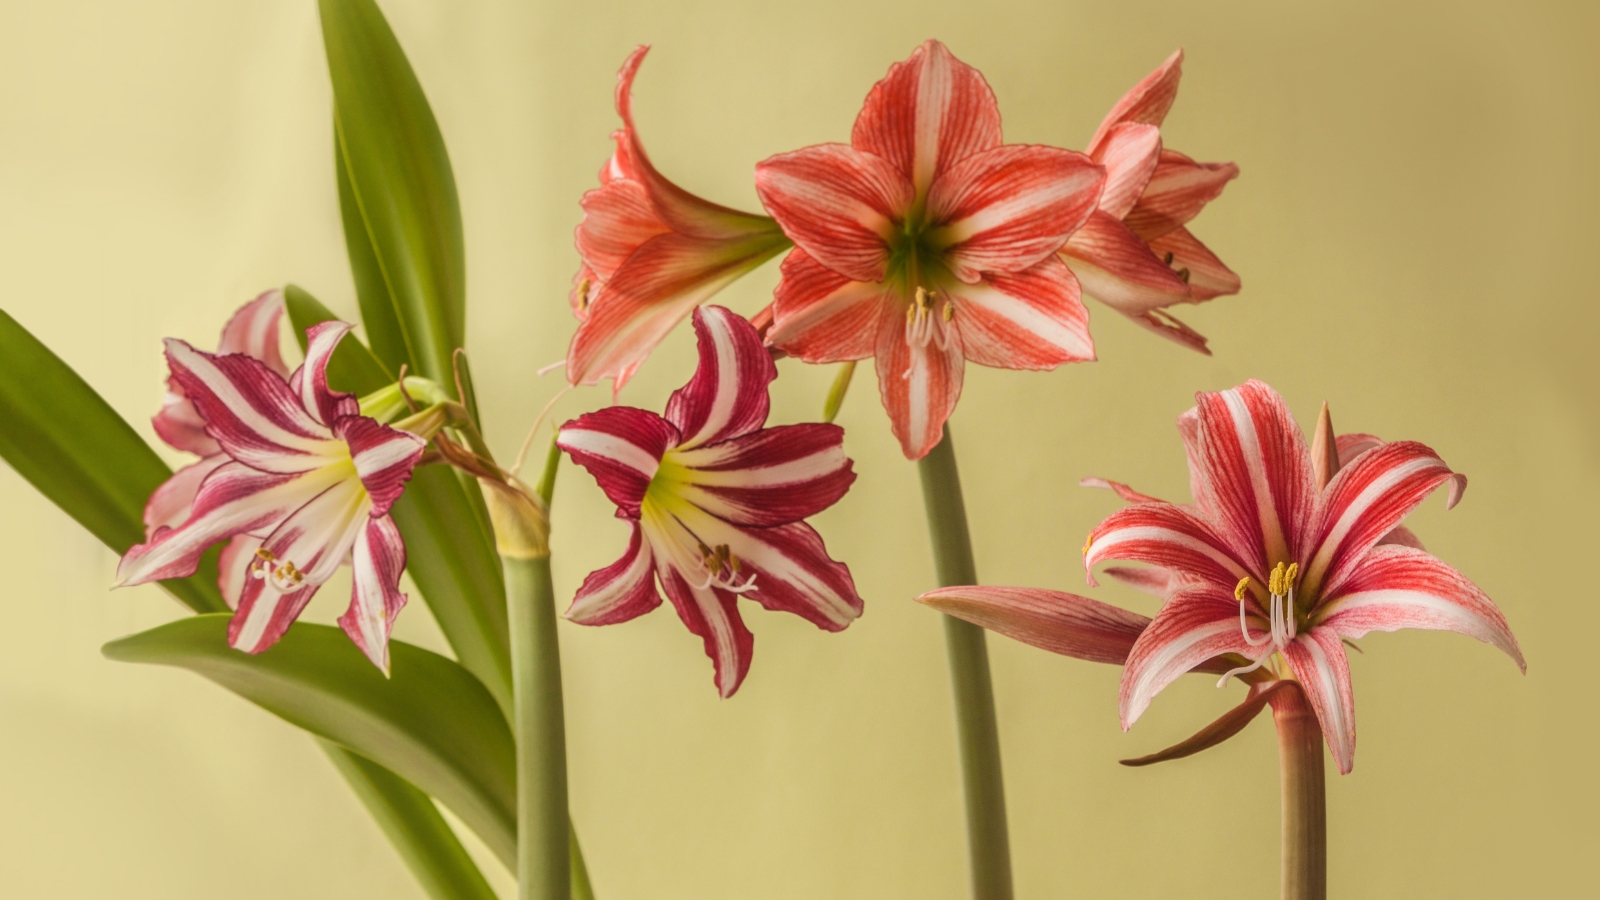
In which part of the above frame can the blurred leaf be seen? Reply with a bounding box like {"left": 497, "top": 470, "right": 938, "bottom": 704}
{"left": 104, "top": 615, "right": 516, "bottom": 868}
{"left": 282, "top": 286, "right": 512, "bottom": 715}
{"left": 334, "top": 140, "right": 411, "bottom": 376}
{"left": 0, "top": 309, "right": 226, "bottom": 613}
{"left": 321, "top": 0, "right": 466, "bottom": 387}
{"left": 322, "top": 742, "right": 501, "bottom": 900}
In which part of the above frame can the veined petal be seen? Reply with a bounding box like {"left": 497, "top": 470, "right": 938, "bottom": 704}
{"left": 164, "top": 338, "right": 341, "bottom": 472}
{"left": 949, "top": 257, "right": 1095, "bottom": 369}
{"left": 1061, "top": 210, "right": 1191, "bottom": 316}
{"left": 338, "top": 515, "right": 410, "bottom": 673}
{"left": 1084, "top": 501, "right": 1252, "bottom": 591}
{"left": 644, "top": 504, "right": 756, "bottom": 698}
{"left": 558, "top": 406, "right": 678, "bottom": 517}
{"left": 1316, "top": 545, "right": 1524, "bottom": 670}
{"left": 116, "top": 462, "right": 336, "bottom": 587}
{"left": 218, "top": 533, "right": 263, "bottom": 609}
{"left": 874, "top": 294, "right": 965, "bottom": 460}
{"left": 1146, "top": 227, "right": 1239, "bottom": 301}
{"left": 143, "top": 455, "right": 228, "bottom": 537}
{"left": 754, "top": 143, "right": 910, "bottom": 283}
{"left": 669, "top": 423, "right": 855, "bottom": 527}
{"left": 1080, "top": 475, "right": 1165, "bottom": 504}
{"left": 851, "top": 39, "right": 1003, "bottom": 196}
{"left": 1101, "top": 565, "right": 1189, "bottom": 599}
{"left": 216, "top": 289, "right": 290, "bottom": 377}
{"left": 1119, "top": 583, "right": 1255, "bottom": 729}
{"left": 766, "top": 249, "right": 887, "bottom": 363}
{"left": 228, "top": 578, "right": 319, "bottom": 656}
{"left": 1126, "top": 309, "right": 1212, "bottom": 355}
{"left": 1281, "top": 627, "right": 1357, "bottom": 774}
{"left": 291, "top": 321, "right": 362, "bottom": 428}
{"left": 1306, "top": 440, "right": 1465, "bottom": 599}
{"left": 1092, "top": 123, "right": 1163, "bottom": 219}
{"left": 1377, "top": 525, "right": 1425, "bottom": 550}
{"left": 929, "top": 145, "right": 1104, "bottom": 281}
{"left": 575, "top": 177, "right": 671, "bottom": 282}
{"left": 566, "top": 520, "right": 662, "bottom": 625}
{"left": 152, "top": 385, "right": 220, "bottom": 456}
{"left": 665, "top": 306, "right": 776, "bottom": 450}
{"left": 334, "top": 415, "right": 425, "bottom": 517}
{"left": 1121, "top": 680, "right": 1294, "bottom": 767}
{"left": 1335, "top": 433, "right": 1385, "bottom": 466}
{"left": 1124, "top": 151, "right": 1239, "bottom": 242}
{"left": 1087, "top": 49, "right": 1184, "bottom": 157}
{"left": 917, "top": 585, "right": 1149, "bottom": 665}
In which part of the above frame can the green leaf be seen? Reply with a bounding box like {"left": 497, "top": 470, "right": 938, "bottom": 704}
{"left": 321, "top": 0, "right": 466, "bottom": 387}
{"left": 104, "top": 615, "right": 516, "bottom": 868}
{"left": 282, "top": 286, "right": 512, "bottom": 716}
{"left": 334, "top": 140, "right": 411, "bottom": 376}
{"left": 0, "top": 309, "right": 226, "bottom": 613}
{"left": 321, "top": 741, "right": 501, "bottom": 900}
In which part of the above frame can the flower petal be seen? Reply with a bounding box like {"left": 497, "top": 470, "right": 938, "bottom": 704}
{"left": 558, "top": 406, "right": 678, "bottom": 517}
{"left": 1100, "top": 565, "right": 1189, "bottom": 599}
{"left": 216, "top": 289, "right": 290, "bottom": 377}
{"left": 917, "top": 585, "right": 1150, "bottom": 665}
{"left": 566, "top": 520, "right": 663, "bottom": 625}
{"left": 665, "top": 306, "right": 776, "bottom": 450}
{"left": 1087, "top": 49, "right": 1183, "bottom": 157}
{"left": 1119, "top": 583, "right": 1255, "bottom": 729}
{"left": 874, "top": 295, "right": 965, "bottom": 460}
{"left": 673, "top": 507, "right": 863, "bottom": 631}
{"left": 218, "top": 532, "right": 262, "bottom": 609}
{"left": 1080, "top": 475, "right": 1165, "bottom": 504}
{"left": 928, "top": 144, "right": 1104, "bottom": 281}
{"left": 1281, "top": 627, "right": 1357, "bottom": 774}
{"left": 1125, "top": 309, "right": 1212, "bottom": 355}
{"left": 228, "top": 578, "right": 319, "bottom": 655}
{"left": 851, "top": 39, "right": 1003, "bottom": 195}
{"left": 142, "top": 455, "right": 228, "bottom": 537}
{"left": 1123, "top": 150, "right": 1239, "bottom": 242}
{"left": 1084, "top": 501, "right": 1252, "bottom": 591}
{"left": 575, "top": 178, "right": 671, "bottom": 283}
{"left": 334, "top": 415, "right": 426, "bottom": 517}
{"left": 1335, "top": 433, "right": 1385, "bottom": 466}
{"left": 1120, "top": 680, "right": 1294, "bottom": 767}
{"left": 1061, "top": 210, "right": 1191, "bottom": 316}
{"left": 252, "top": 474, "right": 372, "bottom": 589}
{"left": 669, "top": 423, "right": 855, "bottom": 526}
{"left": 948, "top": 257, "right": 1095, "bottom": 369}
{"left": 754, "top": 143, "right": 910, "bottom": 283}
{"left": 1316, "top": 545, "right": 1524, "bottom": 671}
{"left": 152, "top": 386, "right": 220, "bottom": 456}
{"left": 338, "top": 515, "right": 410, "bottom": 673}
{"left": 291, "top": 321, "right": 362, "bottom": 428}
{"left": 765, "top": 249, "right": 887, "bottom": 363}
{"left": 1092, "top": 123, "right": 1163, "bottom": 219}
{"left": 655, "top": 549, "right": 754, "bottom": 699}
{"left": 1145, "top": 227, "right": 1239, "bottom": 301}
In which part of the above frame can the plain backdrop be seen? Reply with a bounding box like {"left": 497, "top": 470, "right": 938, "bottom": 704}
{"left": 1, "top": 0, "right": 1594, "bottom": 897}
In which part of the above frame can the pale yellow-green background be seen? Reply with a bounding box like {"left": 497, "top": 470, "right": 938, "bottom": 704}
{"left": 1, "top": 0, "right": 1593, "bottom": 897}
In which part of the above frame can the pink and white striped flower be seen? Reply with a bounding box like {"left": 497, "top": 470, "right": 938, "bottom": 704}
{"left": 1060, "top": 50, "right": 1240, "bottom": 353}
{"left": 754, "top": 39, "right": 1105, "bottom": 459}
{"left": 566, "top": 45, "right": 793, "bottom": 394}
{"left": 558, "top": 305, "right": 862, "bottom": 697}
{"left": 117, "top": 321, "right": 426, "bottom": 672}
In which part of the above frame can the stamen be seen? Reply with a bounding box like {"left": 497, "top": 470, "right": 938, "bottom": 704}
{"left": 575, "top": 277, "right": 592, "bottom": 312}
{"left": 692, "top": 542, "right": 760, "bottom": 594}
{"left": 1223, "top": 564, "right": 1301, "bottom": 686}
{"left": 1234, "top": 577, "right": 1251, "bottom": 600}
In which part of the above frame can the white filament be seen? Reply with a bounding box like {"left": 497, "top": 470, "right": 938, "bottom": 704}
{"left": 1219, "top": 585, "right": 1297, "bottom": 686}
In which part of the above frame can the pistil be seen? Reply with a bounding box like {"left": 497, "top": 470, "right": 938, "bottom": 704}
{"left": 694, "top": 540, "right": 759, "bottom": 594}
{"left": 251, "top": 547, "right": 306, "bottom": 592}
{"left": 1219, "top": 562, "right": 1300, "bottom": 685}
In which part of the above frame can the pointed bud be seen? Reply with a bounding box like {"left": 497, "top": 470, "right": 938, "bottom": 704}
{"left": 1311, "top": 400, "right": 1340, "bottom": 490}
{"left": 481, "top": 476, "right": 550, "bottom": 560}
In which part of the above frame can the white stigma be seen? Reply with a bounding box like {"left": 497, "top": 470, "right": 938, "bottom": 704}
{"left": 903, "top": 286, "right": 954, "bottom": 377}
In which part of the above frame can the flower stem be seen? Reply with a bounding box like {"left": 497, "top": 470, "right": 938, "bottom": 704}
{"left": 1271, "top": 683, "right": 1327, "bottom": 900}
{"left": 917, "top": 425, "right": 1013, "bottom": 900}
{"left": 504, "top": 553, "right": 570, "bottom": 900}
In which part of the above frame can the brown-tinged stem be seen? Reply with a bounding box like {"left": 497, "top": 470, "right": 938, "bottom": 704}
{"left": 1272, "top": 683, "right": 1327, "bottom": 900}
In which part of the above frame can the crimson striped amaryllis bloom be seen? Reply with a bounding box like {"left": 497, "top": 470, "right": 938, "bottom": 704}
{"left": 754, "top": 39, "right": 1106, "bottom": 460}
{"left": 566, "top": 45, "right": 792, "bottom": 394}
{"left": 558, "top": 306, "right": 862, "bottom": 697}
{"left": 116, "top": 321, "right": 426, "bottom": 672}
{"left": 1060, "top": 49, "right": 1240, "bottom": 353}
{"left": 922, "top": 381, "right": 1522, "bottom": 773}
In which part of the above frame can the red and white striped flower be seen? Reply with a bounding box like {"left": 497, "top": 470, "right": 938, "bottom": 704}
{"left": 1060, "top": 50, "right": 1240, "bottom": 353}
{"left": 566, "top": 45, "right": 792, "bottom": 394}
{"left": 117, "top": 321, "right": 426, "bottom": 673}
{"left": 558, "top": 305, "right": 862, "bottom": 697}
{"left": 754, "top": 39, "right": 1105, "bottom": 459}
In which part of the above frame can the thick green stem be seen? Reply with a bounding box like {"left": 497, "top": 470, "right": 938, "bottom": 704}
{"left": 1272, "top": 684, "right": 1327, "bottom": 900}
{"left": 917, "top": 425, "right": 1013, "bottom": 900}
{"left": 505, "top": 554, "right": 569, "bottom": 900}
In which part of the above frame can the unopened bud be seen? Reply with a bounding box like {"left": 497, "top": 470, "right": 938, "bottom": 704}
{"left": 481, "top": 476, "right": 550, "bottom": 559}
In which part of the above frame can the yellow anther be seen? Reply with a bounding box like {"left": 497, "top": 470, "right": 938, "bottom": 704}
{"left": 575, "top": 277, "right": 592, "bottom": 311}
{"left": 941, "top": 300, "right": 955, "bottom": 322}
{"left": 1082, "top": 534, "right": 1093, "bottom": 557}
{"left": 1284, "top": 562, "right": 1299, "bottom": 589}
{"left": 1234, "top": 577, "right": 1251, "bottom": 601}
{"left": 1268, "top": 562, "right": 1286, "bottom": 596}
{"left": 915, "top": 286, "right": 931, "bottom": 310}
{"left": 255, "top": 548, "right": 276, "bottom": 561}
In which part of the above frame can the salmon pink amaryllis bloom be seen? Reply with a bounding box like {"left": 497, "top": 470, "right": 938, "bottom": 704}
{"left": 755, "top": 39, "right": 1106, "bottom": 459}
{"left": 1061, "top": 50, "right": 1240, "bottom": 353}
{"left": 558, "top": 306, "right": 862, "bottom": 697}
{"left": 116, "top": 321, "right": 427, "bottom": 672}
{"left": 566, "top": 45, "right": 793, "bottom": 394}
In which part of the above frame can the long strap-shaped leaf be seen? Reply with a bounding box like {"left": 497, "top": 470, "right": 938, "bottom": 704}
{"left": 104, "top": 615, "right": 518, "bottom": 868}
{"left": 0, "top": 308, "right": 225, "bottom": 613}
{"left": 321, "top": 0, "right": 465, "bottom": 386}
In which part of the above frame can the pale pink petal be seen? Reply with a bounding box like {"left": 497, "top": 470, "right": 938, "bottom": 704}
{"left": 334, "top": 415, "right": 426, "bottom": 517}
{"left": 949, "top": 257, "right": 1095, "bottom": 369}
{"left": 338, "top": 515, "right": 410, "bottom": 673}
{"left": 655, "top": 553, "right": 754, "bottom": 699}
{"left": 290, "top": 321, "right": 362, "bottom": 428}
{"left": 1146, "top": 227, "right": 1239, "bottom": 301}
{"left": 216, "top": 289, "right": 290, "bottom": 378}
{"left": 1126, "top": 309, "right": 1212, "bottom": 355}
{"left": 566, "top": 521, "right": 662, "bottom": 625}
{"left": 754, "top": 143, "right": 910, "bottom": 283}
{"left": 874, "top": 295, "right": 965, "bottom": 460}
{"left": 1087, "top": 49, "right": 1184, "bottom": 156}
{"left": 670, "top": 423, "right": 855, "bottom": 527}
{"left": 1061, "top": 210, "right": 1191, "bottom": 316}
{"left": 664, "top": 306, "right": 775, "bottom": 450}
{"left": 1079, "top": 475, "right": 1166, "bottom": 504}
{"left": 765, "top": 250, "right": 887, "bottom": 363}
{"left": 1084, "top": 501, "right": 1252, "bottom": 591}
{"left": 1119, "top": 583, "right": 1255, "bottom": 729}
{"left": 1101, "top": 565, "right": 1188, "bottom": 599}
{"left": 575, "top": 178, "right": 670, "bottom": 282}
{"left": 1316, "top": 545, "right": 1524, "bottom": 671}
{"left": 142, "top": 455, "right": 228, "bottom": 537}
{"left": 1120, "top": 680, "right": 1293, "bottom": 767}
{"left": 1091, "top": 123, "right": 1163, "bottom": 219}
{"left": 152, "top": 387, "right": 220, "bottom": 456}
{"left": 1377, "top": 525, "right": 1425, "bottom": 550}
{"left": 558, "top": 407, "right": 678, "bottom": 517}
{"left": 1335, "top": 433, "right": 1385, "bottom": 467}
{"left": 1124, "top": 151, "right": 1239, "bottom": 241}
{"left": 928, "top": 145, "right": 1104, "bottom": 281}
{"left": 917, "top": 585, "right": 1150, "bottom": 665}
{"left": 1281, "top": 627, "right": 1357, "bottom": 774}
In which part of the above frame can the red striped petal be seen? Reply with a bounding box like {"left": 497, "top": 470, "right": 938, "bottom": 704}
{"left": 558, "top": 406, "right": 678, "bottom": 517}
{"left": 873, "top": 296, "right": 965, "bottom": 460}
{"left": 851, "top": 39, "right": 1003, "bottom": 196}
{"left": 1119, "top": 583, "right": 1255, "bottom": 729}
{"left": 334, "top": 414, "right": 425, "bottom": 517}
{"left": 1335, "top": 433, "right": 1385, "bottom": 466}
{"left": 1282, "top": 627, "right": 1357, "bottom": 774}
{"left": 216, "top": 289, "right": 289, "bottom": 377}
{"left": 1084, "top": 501, "right": 1252, "bottom": 591}
{"left": 291, "top": 322, "right": 362, "bottom": 428}
{"left": 1146, "top": 227, "right": 1239, "bottom": 301}
{"left": 949, "top": 257, "right": 1095, "bottom": 369}
{"left": 566, "top": 520, "right": 662, "bottom": 625}
{"left": 339, "top": 515, "right": 410, "bottom": 673}
{"left": 252, "top": 475, "right": 371, "bottom": 590}
{"left": 142, "top": 455, "right": 227, "bottom": 537}
{"left": 1061, "top": 210, "right": 1191, "bottom": 316}
{"left": 218, "top": 533, "right": 262, "bottom": 609}
{"left": 766, "top": 249, "right": 887, "bottom": 363}
{"left": 929, "top": 145, "right": 1104, "bottom": 281}
{"left": 1087, "top": 49, "right": 1184, "bottom": 157}
{"left": 229, "top": 578, "right": 319, "bottom": 655}
{"left": 1124, "top": 150, "right": 1239, "bottom": 242}
{"left": 1092, "top": 123, "right": 1163, "bottom": 219}
{"left": 670, "top": 423, "right": 855, "bottom": 527}
{"left": 665, "top": 306, "right": 775, "bottom": 450}
{"left": 1101, "top": 565, "right": 1189, "bottom": 599}
{"left": 655, "top": 552, "right": 755, "bottom": 699}
{"left": 1126, "top": 309, "right": 1212, "bottom": 355}
{"left": 1079, "top": 475, "right": 1165, "bottom": 504}
{"left": 754, "top": 143, "right": 909, "bottom": 283}
{"left": 917, "top": 585, "right": 1149, "bottom": 665}
{"left": 152, "top": 385, "right": 219, "bottom": 456}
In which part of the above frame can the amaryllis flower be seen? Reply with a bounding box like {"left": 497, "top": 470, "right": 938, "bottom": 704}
{"left": 922, "top": 381, "right": 1522, "bottom": 774}
{"left": 1060, "top": 49, "right": 1240, "bottom": 353}
{"left": 755, "top": 39, "right": 1105, "bottom": 459}
{"left": 117, "top": 321, "right": 426, "bottom": 672}
{"left": 566, "top": 45, "right": 792, "bottom": 394}
{"left": 558, "top": 305, "right": 862, "bottom": 697}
